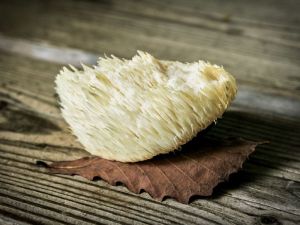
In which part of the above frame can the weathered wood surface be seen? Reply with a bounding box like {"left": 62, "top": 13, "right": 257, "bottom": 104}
{"left": 0, "top": 0, "right": 299, "bottom": 224}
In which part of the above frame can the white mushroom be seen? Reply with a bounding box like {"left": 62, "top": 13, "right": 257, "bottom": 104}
{"left": 55, "top": 51, "right": 237, "bottom": 162}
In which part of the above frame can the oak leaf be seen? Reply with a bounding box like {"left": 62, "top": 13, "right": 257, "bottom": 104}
{"left": 43, "top": 138, "right": 265, "bottom": 203}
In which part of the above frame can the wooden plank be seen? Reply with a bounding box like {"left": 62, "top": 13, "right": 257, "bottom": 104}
{"left": 0, "top": 145, "right": 299, "bottom": 224}
{"left": 0, "top": 0, "right": 299, "bottom": 95}
{"left": 0, "top": 46, "right": 299, "bottom": 119}
{"left": 0, "top": 163, "right": 221, "bottom": 225}
{"left": 1, "top": 35, "right": 299, "bottom": 98}
{"left": 0, "top": 212, "right": 32, "bottom": 225}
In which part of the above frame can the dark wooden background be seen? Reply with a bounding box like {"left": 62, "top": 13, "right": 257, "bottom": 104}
{"left": 0, "top": 0, "right": 299, "bottom": 224}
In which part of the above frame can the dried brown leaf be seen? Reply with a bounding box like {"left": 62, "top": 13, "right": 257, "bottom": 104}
{"left": 43, "top": 138, "right": 266, "bottom": 203}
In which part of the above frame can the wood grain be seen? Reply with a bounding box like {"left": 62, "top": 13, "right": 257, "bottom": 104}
{"left": 0, "top": 0, "right": 299, "bottom": 224}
